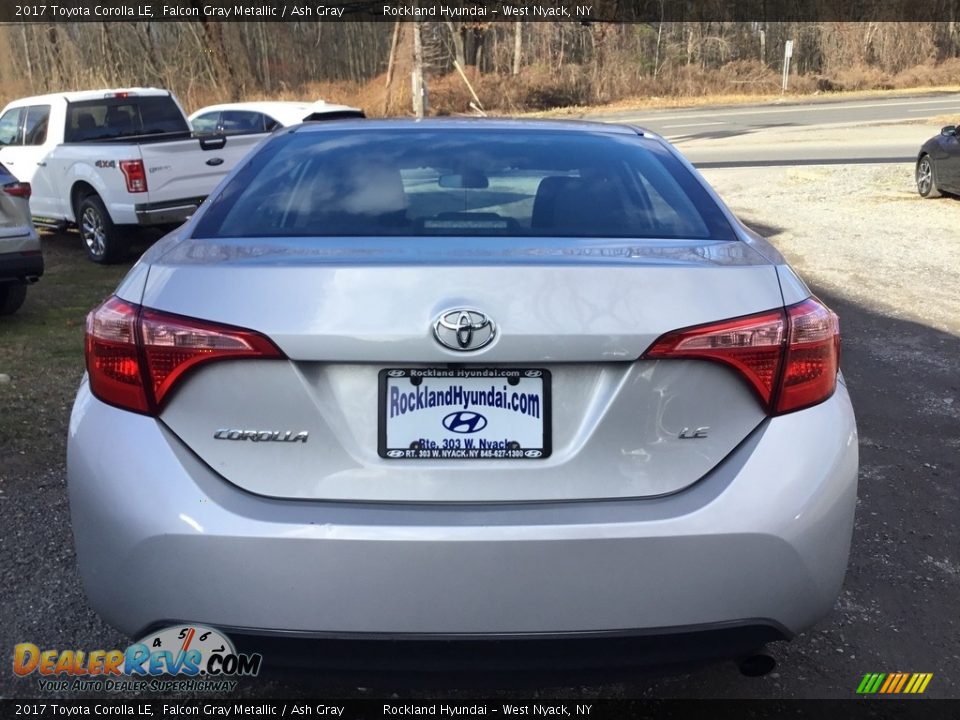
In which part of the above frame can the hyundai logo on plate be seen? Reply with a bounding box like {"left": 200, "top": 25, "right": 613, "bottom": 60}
{"left": 433, "top": 309, "right": 496, "bottom": 351}
{"left": 442, "top": 411, "right": 488, "bottom": 434}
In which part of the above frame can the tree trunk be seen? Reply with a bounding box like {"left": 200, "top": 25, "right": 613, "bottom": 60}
{"left": 413, "top": 20, "right": 425, "bottom": 118}
{"left": 445, "top": 22, "right": 466, "bottom": 69}
{"left": 512, "top": 22, "right": 522, "bottom": 75}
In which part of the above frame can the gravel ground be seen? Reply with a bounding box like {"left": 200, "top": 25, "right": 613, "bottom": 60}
{"left": 1, "top": 161, "right": 958, "bottom": 701}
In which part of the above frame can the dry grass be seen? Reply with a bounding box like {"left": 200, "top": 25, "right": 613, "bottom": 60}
{"left": 182, "top": 59, "right": 959, "bottom": 119}
{"left": 919, "top": 114, "right": 959, "bottom": 127}
{"left": 530, "top": 85, "right": 960, "bottom": 119}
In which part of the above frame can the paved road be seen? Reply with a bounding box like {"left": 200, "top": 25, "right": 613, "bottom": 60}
{"left": 587, "top": 92, "right": 960, "bottom": 166}
{"left": 592, "top": 92, "right": 960, "bottom": 137}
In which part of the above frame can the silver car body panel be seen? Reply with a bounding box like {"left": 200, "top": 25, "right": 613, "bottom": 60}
{"left": 67, "top": 119, "right": 858, "bottom": 646}
{"left": 0, "top": 234, "right": 37, "bottom": 252}
{"left": 0, "top": 165, "right": 36, "bottom": 242}
{"left": 163, "top": 359, "right": 765, "bottom": 501}
{"left": 68, "top": 380, "right": 858, "bottom": 637}
{"left": 0, "top": 163, "right": 41, "bottom": 292}
{"left": 144, "top": 239, "right": 782, "bottom": 501}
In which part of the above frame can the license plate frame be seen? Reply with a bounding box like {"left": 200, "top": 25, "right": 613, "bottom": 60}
{"left": 378, "top": 368, "right": 552, "bottom": 460}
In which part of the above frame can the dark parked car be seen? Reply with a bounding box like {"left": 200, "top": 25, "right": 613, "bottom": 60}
{"left": 916, "top": 123, "right": 960, "bottom": 197}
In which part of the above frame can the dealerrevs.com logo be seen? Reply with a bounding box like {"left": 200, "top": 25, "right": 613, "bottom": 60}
{"left": 13, "top": 625, "right": 262, "bottom": 693}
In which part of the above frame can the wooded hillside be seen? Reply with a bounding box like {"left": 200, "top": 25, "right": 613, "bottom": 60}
{"left": 1, "top": 22, "right": 958, "bottom": 114}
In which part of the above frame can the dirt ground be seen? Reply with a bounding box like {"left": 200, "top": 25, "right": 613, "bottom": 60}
{"left": 0, "top": 161, "right": 957, "bottom": 700}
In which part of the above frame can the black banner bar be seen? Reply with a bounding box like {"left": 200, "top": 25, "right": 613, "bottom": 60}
{"left": 2, "top": 699, "right": 960, "bottom": 719}
{"left": 1, "top": 0, "right": 959, "bottom": 23}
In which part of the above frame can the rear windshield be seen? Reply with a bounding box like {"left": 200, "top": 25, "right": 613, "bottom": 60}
{"left": 193, "top": 129, "right": 735, "bottom": 241}
{"left": 64, "top": 96, "right": 189, "bottom": 142}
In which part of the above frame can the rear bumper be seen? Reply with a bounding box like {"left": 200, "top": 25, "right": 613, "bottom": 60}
{"left": 67, "top": 381, "right": 858, "bottom": 648}
{"left": 133, "top": 197, "right": 205, "bottom": 226}
{"left": 0, "top": 250, "right": 43, "bottom": 283}
{"left": 224, "top": 622, "right": 788, "bottom": 681}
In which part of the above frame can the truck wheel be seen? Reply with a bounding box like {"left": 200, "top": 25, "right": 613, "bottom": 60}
{"left": 0, "top": 283, "right": 27, "bottom": 316}
{"left": 78, "top": 195, "right": 126, "bottom": 264}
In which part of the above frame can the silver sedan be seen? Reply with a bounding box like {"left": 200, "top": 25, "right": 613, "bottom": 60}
{"left": 0, "top": 161, "right": 42, "bottom": 315}
{"left": 68, "top": 120, "right": 857, "bottom": 675}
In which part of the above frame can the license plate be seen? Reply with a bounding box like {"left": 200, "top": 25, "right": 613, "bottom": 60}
{"left": 378, "top": 368, "right": 551, "bottom": 460}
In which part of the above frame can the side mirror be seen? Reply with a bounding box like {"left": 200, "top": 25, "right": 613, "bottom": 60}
{"left": 941, "top": 125, "right": 957, "bottom": 137}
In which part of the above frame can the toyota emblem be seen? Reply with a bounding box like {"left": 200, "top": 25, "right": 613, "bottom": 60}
{"left": 433, "top": 309, "right": 496, "bottom": 351}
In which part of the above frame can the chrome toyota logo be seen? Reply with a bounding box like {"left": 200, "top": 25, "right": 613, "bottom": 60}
{"left": 433, "top": 309, "right": 496, "bottom": 351}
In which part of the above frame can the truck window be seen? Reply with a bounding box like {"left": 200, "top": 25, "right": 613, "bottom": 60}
{"left": 0, "top": 107, "right": 24, "bottom": 146}
{"left": 64, "top": 96, "right": 190, "bottom": 142}
{"left": 23, "top": 105, "right": 50, "bottom": 146}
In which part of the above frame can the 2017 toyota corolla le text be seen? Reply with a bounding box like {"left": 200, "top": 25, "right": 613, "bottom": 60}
{"left": 67, "top": 120, "right": 858, "bottom": 674}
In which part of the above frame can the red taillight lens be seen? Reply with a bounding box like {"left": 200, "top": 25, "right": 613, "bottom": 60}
{"left": 775, "top": 298, "right": 840, "bottom": 414}
{"left": 3, "top": 181, "right": 32, "bottom": 199}
{"left": 644, "top": 298, "right": 840, "bottom": 415}
{"left": 85, "top": 297, "right": 283, "bottom": 415}
{"left": 85, "top": 297, "right": 149, "bottom": 413}
{"left": 140, "top": 309, "right": 282, "bottom": 407}
{"left": 645, "top": 308, "right": 786, "bottom": 407}
{"left": 119, "top": 160, "right": 147, "bottom": 193}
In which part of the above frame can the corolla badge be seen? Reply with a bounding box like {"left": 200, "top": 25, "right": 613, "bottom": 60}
{"left": 442, "top": 411, "right": 488, "bottom": 434}
{"left": 433, "top": 309, "right": 496, "bottom": 351}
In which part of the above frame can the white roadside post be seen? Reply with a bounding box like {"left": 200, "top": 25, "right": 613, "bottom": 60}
{"left": 782, "top": 40, "right": 794, "bottom": 94}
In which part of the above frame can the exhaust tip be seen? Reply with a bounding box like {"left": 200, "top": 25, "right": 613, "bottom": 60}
{"left": 738, "top": 652, "right": 776, "bottom": 677}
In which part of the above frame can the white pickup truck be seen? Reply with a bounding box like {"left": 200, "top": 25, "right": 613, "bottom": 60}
{"left": 0, "top": 88, "right": 262, "bottom": 263}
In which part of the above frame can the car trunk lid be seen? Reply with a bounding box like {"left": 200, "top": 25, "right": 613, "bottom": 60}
{"left": 145, "top": 236, "right": 785, "bottom": 502}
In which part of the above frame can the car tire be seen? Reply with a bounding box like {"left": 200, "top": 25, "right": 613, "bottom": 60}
{"left": 77, "top": 195, "right": 126, "bottom": 264}
{"left": 0, "top": 282, "right": 27, "bottom": 315}
{"left": 916, "top": 155, "right": 942, "bottom": 198}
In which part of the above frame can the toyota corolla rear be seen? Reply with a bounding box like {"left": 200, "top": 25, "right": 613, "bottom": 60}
{"left": 67, "top": 121, "right": 857, "bottom": 671}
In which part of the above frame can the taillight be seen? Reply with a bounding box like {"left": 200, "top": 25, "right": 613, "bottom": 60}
{"left": 3, "top": 181, "right": 31, "bottom": 199}
{"left": 119, "top": 160, "right": 147, "bottom": 193}
{"left": 140, "top": 308, "right": 283, "bottom": 407}
{"left": 645, "top": 297, "right": 839, "bottom": 415}
{"left": 775, "top": 298, "right": 840, "bottom": 414}
{"left": 85, "top": 297, "right": 148, "bottom": 413}
{"left": 85, "top": 297, "right": 283, "bottom": 415}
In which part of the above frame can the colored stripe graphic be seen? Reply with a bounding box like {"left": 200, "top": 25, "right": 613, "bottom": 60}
{"left": 857, "top": 672, "right": 933, "bottom": 694}
{"left": 879, "top": 674, "right": 896, "bottom": 693}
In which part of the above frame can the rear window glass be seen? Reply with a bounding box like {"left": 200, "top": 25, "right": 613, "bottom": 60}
{"left": 220, "top": 110, "right": 268, "bottom": 134}
{"left": 23, "top": 105, "right": 50, "bottom": 146}
{"left": 194, "top": 129, "right": 735, "bottom": 241}
{"left": 65, "top": 96, "right": 189, "bottom": 142}
{"left": 191, "top": 112, "right": 221, "bottom": 134}
{"left": 0, "top": 107, "right": 24, "bottom": 146}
